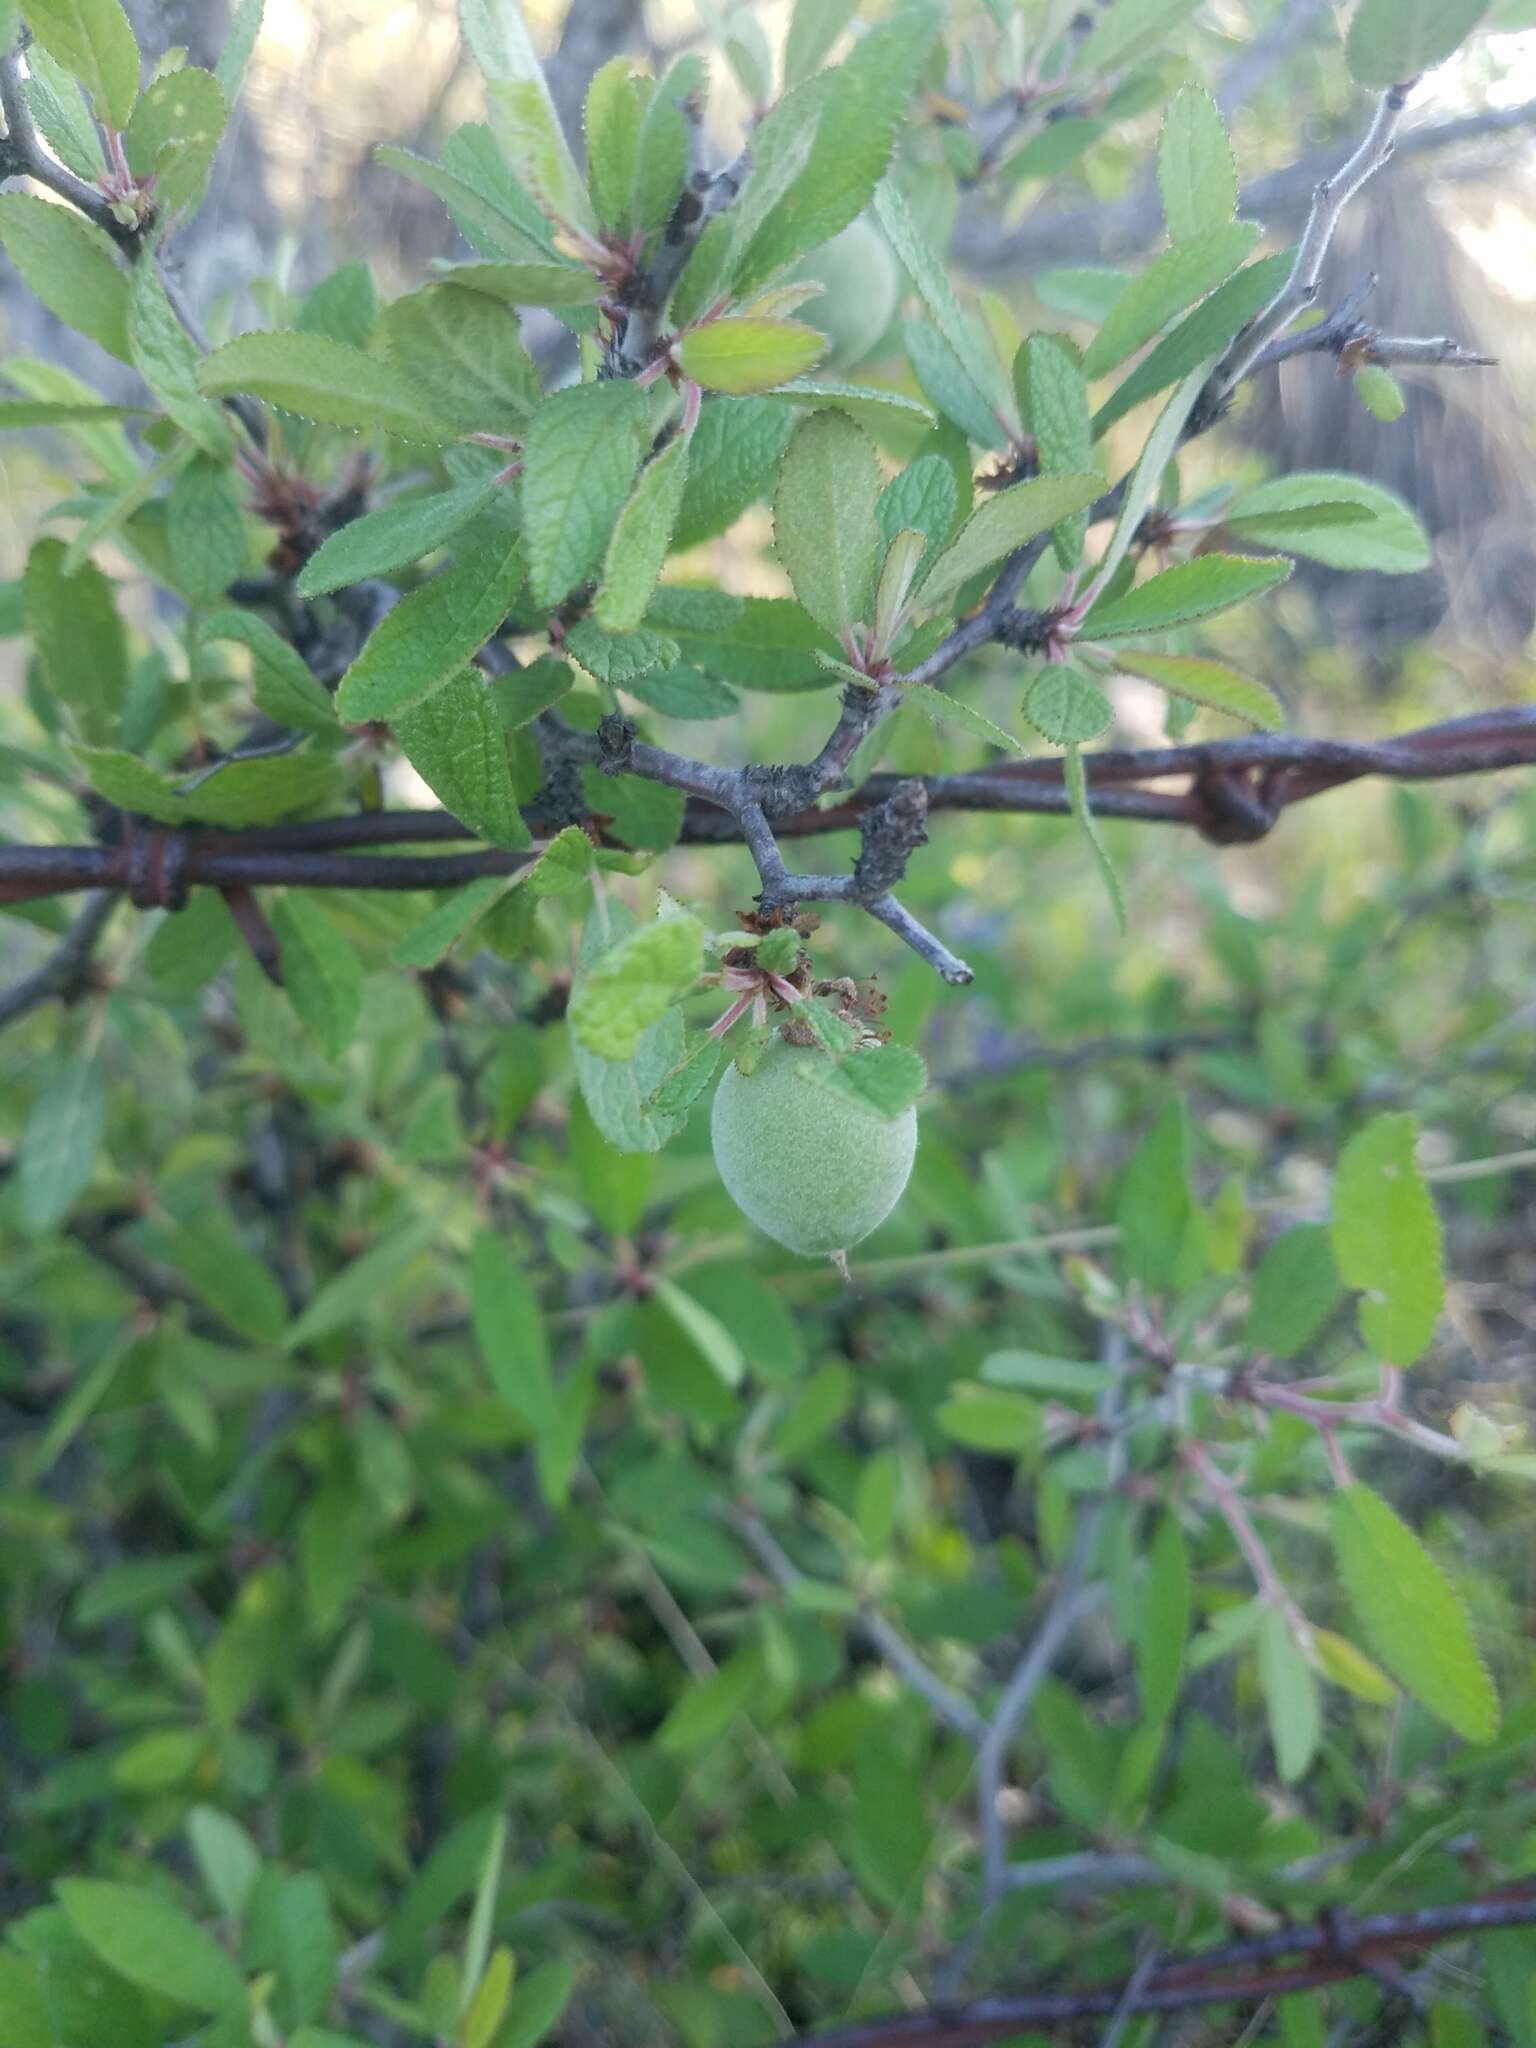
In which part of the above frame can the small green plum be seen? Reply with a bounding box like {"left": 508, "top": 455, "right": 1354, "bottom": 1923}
{"left": 710, "top": 1035, "right": 918, "bottom": 1257}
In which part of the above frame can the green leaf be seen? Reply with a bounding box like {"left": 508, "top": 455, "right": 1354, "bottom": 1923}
{"left": 296, "top": 478, "right": 498, "bottom": 598}
{"left": 1111, "top": 651, "right": 1284, "bottom": 730}
{"left": 623, "top": 663, "right": 737, "bottom": 720}
{"left": 657, "top": 1648, "right": 762, "bottom": 1753}
{"left": 1092, "top": 252, "right": 1292, "bottom": 435}
{"left": 937, "top": 1386, "right": 1040, "bottom": 1452}
{"left": 1312, "top": 1627, "right": 1396, "bottom": 1705}
{"left": 17, "top": 1055, "right": 105, "bottom": 1233}
{"left": 569, "top": 911, "right": 704, "bottom": 1061}
{"left": 501, "top": 1961, "right": 576, "bottom": 2048}
{"left": 471, "top": 1229, "right": 556, "bottom": 1433}
{"left": 1018, "top": 333, "right": 1093, "bottom": 568}
{"left": 671, "top": 395, "right": 792, "bottom": 550}
{"left": 282, "top": 1217, "right": 440, "bottom": 1352}
{"left": 1092, "top": 359, "right": 1214, "bottom": 597}
{"left": 23, "top": 535, "right": 127, "bottom": 740}
{"left": 1354, "top": 362, "right": 1406, "bottom": 422}
{"left": 873, "top": 176, "right": 1014, "bottom": 430}
{"left": 1330, "top": 1112, "right": 1444, "bottom": 1366}
{"left": 1083, "top": 221, "right": 1259, "bottom": 382}
{"left": 631, "top": 55, "right": 702, "bottom": 237}
{"left": 0, "top": 397, "right": 144, "bottom": 426}
{"left": 883, "top": 671, "right": 1029, "bottom": 758}
{"left": 381, "top": 281, "right": 539, "bottom": 436}
{"left": 1024, "top": 663, "right": 1112, "bottom": 744}
{"left": 1257, "top": 1608, "right": 1321, "bottom": 1784}
{"left": 199, "top": 607, "right": 338, "bottom": 730}
{"left": 773, "top": 407, "right": 882, "bottom": 637}
{"left": 648, "top": 588, "right": 838, "bottom": 691}
{"left": 393, "top": 666, "right": 530, "bottom": 849}
{"left": 653, "top": 1278, "right": 745, "bottom": 1388}
{"left": 1136, "top": 1513, "right": 1190, "bottom": 1725}
{"left": 214, "top": 0, "right": 262, "bottom": 105}
{"left": 595, "top": 434, "right": 691, "bottom": 633}
{"left": 677, "top": 316, "right": 827, "bottom": 396}
{"left": 1225, "top": 472, "right": 1431, "bottom": 573}
{"left": 563, "top": 622, "right": 677, "bottom": 686}
{"left": 849, "top": 1734, "right": 930, "bottom": 1908}
{"left": 521, "top": 379, "right": 650, "bottom": 608}
{"left": 1330, "top": 1485, "right": 1498, "bottom": 1741}
{"left": 427, "top": 255, "right": 598, "bottom": 310}
{"left": 333, "top": 531, "right": 524, "bottom": 723}
{"left": 1158, "top": 84, "right": 1235, "bottom": 243}
{"left": 145, "top": 1212, "right": 288, "bottom": 1342}
{"left": 375, "top": 143, "right": 550, "bottom": 263}
{"left": 123, "top": 64, "right": 226, "bottom": 215}
{"left": 1078, "top": 0, "right": 1204, "bottom": 75}
{"left": 0, "top": 192, "right": 131, "bottom": 362}
{"left": 271, "top": 894, "right": 364, "bottom": 1060}
{"left": 21, "top": 0, "right": 140, "bottom": 127}
{"left": 1245, "top": 1224, "right": 1343, "bottom": 1357}
{"left": 903, "top": 316, "right": 1003, "bottom": 446}
{"left": 463, "top": 0, "right": 594, "bottom": 237}
{"left": 671, "top": 95, "right": 818, "bottom": 327}
{"left": 392, "top": 874, "right": 518, "bottom": 968}
{"left": 186, "top": 1806, "right": 262, "bottom": 1923}
{"left": 56, "top": 1879, "right": 246, "bottom": 2015}
{"left": 198, "top": 330, "right": 464, "bottom": 442}
{"left": 23, "top": 43, "right": 106, "bottom": 179}
{"left": 167, "top": 455, "right": 246, "bottom": 602}
{"left": 877, "top": 452, "right": 959, "bottom": 570}
{"left": 1118, "top": 1100, "right": 1199, "bottom": 1289}
{"left": 1345, "top": 0, "right": 1491, "bottom": 86}
{"left": 784, "top": 0, "right": 858, "bottom": 85}
{"left": 1083, "top": 553, "right": 1291, "bottom": 639}
{"left": 734, "top": 6, "right": 940, "bottom": 291}
{"left": 917, "top": 472, "right": 1103, "bottom": 611}
{"left": 801, "top": 1040, "right": 927, "bottom": 1119}
{"left": 583, "top": 55, "right": 641, "bottom": 229}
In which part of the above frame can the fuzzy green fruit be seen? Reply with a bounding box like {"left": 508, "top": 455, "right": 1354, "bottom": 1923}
{"left": 710, "top": 1037, "right": 918, "bottom": 1257}
{"left": 791, "top": 215, "right": 901, "bottom": 370}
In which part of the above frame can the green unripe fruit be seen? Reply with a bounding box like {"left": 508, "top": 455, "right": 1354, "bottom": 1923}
{"left": 710, "top": 1037, "right": 918, "bottom": 1257}
{"left": 791, "top": 215, "right": 901, "bottom": 371}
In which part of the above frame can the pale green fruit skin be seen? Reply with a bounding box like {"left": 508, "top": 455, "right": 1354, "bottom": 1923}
{"left": 710, "top": 1037, "right": 918, "bottom": 1256}
{"left": 792, "top": 215, "right": 901, "bottom": 370}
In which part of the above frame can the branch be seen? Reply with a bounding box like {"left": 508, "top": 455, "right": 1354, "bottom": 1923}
{"left": 0, "top": 891, "right": 116, "bottom": 1028}
{"left": 768, "top": 1887, "right": 1536, "bottom": 2048}
{"left": 0, "top": 48, "right": 139, "bottom": 247}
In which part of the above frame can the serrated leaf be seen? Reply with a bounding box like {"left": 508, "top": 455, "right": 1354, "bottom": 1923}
{"left": 670, "top": 99, "right": 819, "bottom": 328}
{"left": 570, "top": 904, "right": 688, "bottom": 1152}
{"left": 0, "top": 397, "right": 144, "bottom": 426}
{"left": 392, "top": 874, "right": 517, "bottom": 968}
{"left": 375, "top": 143, "right": 550, "bottom": 263}
{"left": 1311, "top": 1627, "right": 1396, "bottom": 1706}
{"left": 271, "top": 894, "right": 364, "bottom": 1059}
{"left": 123, "top": 64, "right": 225, "bottom": 215}
{"left": 1245, "top": 1224, "right": 1342, "bottom": 1357}
{"left": 129, "top": 258, "right": 232, "bottom": 453}
{"left": 1158, "top": 85, "right": 1236, "bottom": 243}
{"left": 0, "top": 192, "right": 131, "bottom": 362}
{"left": 903, "top": 315, "right": 1003, "bottom": 446}
{"left": 1225, "top": 472, "right": 1431, "bottom": 574}
{"left": 214, "top": 0, "right": 262, "bottom": 105}
{"left": 1083, "top": 221, "right": 1259, "bottom": 382}
{"left": 297, "top": 478, "right": 499, "bottom": 598}
{"left": 671, "top": 394, "right": 792, "bottom": 550}
{"left": 1024, "top": 663, "right": 1112, "bottom": 744}
{"left": 1345, "top": 0, "right": 1490, "bottom": 87}
{"left": 1136, "top": 1513, "right": 1190, "bottom": 1724}
{"left": 1078, "top": 0, "right": 1204, "bottom": 76}
{"left": 917, "top": 472, "right": 1103, "bottom": 611}
{"left": 1083, "top": 553, "right": 1291, "bottom": 639}
{"left": 1331, "top": 1112, "right": 1444, "bottom": 1366}
{"left": 521, "top": 379, "right": 649, "bottom": 607}
{"left": 873, "top": 176, "right": 1014, "bottom": 430}
{"left": 563, "top": 620, "right": 678, "bottom": 685}
{"left": 198, "top": 330, "right": 464, "bottom": 442}
{"left": 1112, "top": 651, "right": 1283, "bottom": 729}
{"left": 583, "top": 55, "right": 640, "bottom": 230}
{"left": 462, "top": 0, "right": 594, "bottom": 237}
{"left": 803, "top": 1040, "right": 926, "bottom": 1119}
{"left": 199, "top": 608, "right": 337, "bottom": 729}
{"left": 649, "top": 588, "right": 837, "bottom": 690}
{"left": 23, "top": 43, "right": 106, "bottom": 179}
{"left": 1118, "top": 1101, "right": 1197, "bottom": 1288}
{"left": 21, "top": 0, "right": 140, "bottom": 128}
{"left": 883, "top": 671, "right": 1029, "bottom": 758}
{"left": 381, "top": 281, "right": 539, "bottom": 436}
{"left": 56, "top": 1879, "right": 245, "bottom": 2015}
{"left": 1258, "top": 1608, "right": 1321, "bottom": 1784}
{"left": 774, "top": 406, "right": 882, "bottom": 637}
{"left": 333, "top": 532, "right": 523, "bottom": 722}
{"left": 877, "top": 452, "right": 958, "bottom": 570}
{"left": 784, "top": 0, "right": 858, "bottom": 84}
{"left": 734, "top": 7, "right": 940, "bottom": 292}
{"left": 1092, "top": 251, "right": 1292, "bottom": 436}
{"left": 1330, "top": 1484, "right": 1498, "bottom": 1741}
{"left": 426, "top": 255, "right": 597, "bottom": 309}
{"left": 624, "top": 663, "right": 737, "bottom": 720}
{"left": 17, "top": 1055, "right": 105, "bottom": 1233}
{"left": 595, "top": 434, "right": 691, "bottom": 632}
{"left": 631, "top": 54, "right": 701, "bottom": 237}
{"left": 1091, "top": 359, "right": 1214, "bottom": 599}
{"left": 677, "top": 316, "right": 827, "bottom": 396}
{"left": 393, "top": 666, "right": 530, "bottom": 849}
{"left": 23, "top": 535, "right": 127, "bottom": 740}
{"left": 167, "top": 455, "right": 245, "bottom": 602}
{"left": 1019, "top": 333, "right": 1093, "bottom": 569}
{"left": 569, "top": 911, "right": 703, "bottom": 1060}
